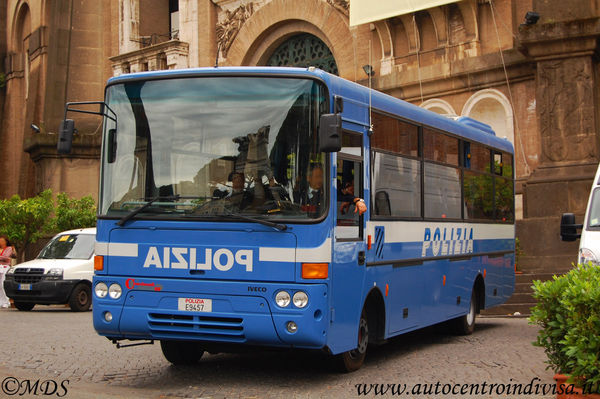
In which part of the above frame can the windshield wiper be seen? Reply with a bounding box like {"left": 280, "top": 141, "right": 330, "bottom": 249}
{"left": 117, "top": 195, "right": 181, "bottom": 226}
{"left": 221, "top": 212, "right": 288, "bottom": 231}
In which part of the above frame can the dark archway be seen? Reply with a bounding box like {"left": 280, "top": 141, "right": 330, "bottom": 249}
{"left": 265, "top": 33, "right": 338, "bottom": 75}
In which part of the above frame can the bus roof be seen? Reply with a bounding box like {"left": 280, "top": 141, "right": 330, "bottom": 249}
{"left": 107, "top": 66, "right": 514, "bottom": 154}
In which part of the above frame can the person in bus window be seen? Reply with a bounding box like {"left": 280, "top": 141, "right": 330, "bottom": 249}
{"left": 213, "top": 171, "right": 253, "bottom": 210}
{"left": 294, "top": 164, "right": 324, "bottom": 211}
{"left": 338, "top": 180, "right": 367, "bottom": 216}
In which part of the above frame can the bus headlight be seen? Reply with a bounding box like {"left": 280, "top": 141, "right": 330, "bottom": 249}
{"left": 579, "top": 248, "right": 599, "bottom": 265}
{"left": 292, "top": 291, "right": 309, "bottom": 308}
{"left": 275, "top": 290, "right": 291, "bottom": 307}
{"left": 95, "top": 282, "right": 108, "bottom": 298}
{"left": 108, "top": 283, "right": 122, "bottom": 299}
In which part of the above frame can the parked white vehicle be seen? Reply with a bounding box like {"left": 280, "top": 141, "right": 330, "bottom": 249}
{"left": 561, "top": 164, "right": 600, "bottom": 264}
{"left": 3, "top": 228, "right": 96, "bottom": 311}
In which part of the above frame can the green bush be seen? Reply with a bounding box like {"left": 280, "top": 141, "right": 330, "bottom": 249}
{"left": 0, "top": 190, "right": 97, "bottom": 262}
{"left": 54, "top": 192, "right": 96, "bottom": 232}
{"left": 0, "top": 190, "right": 55, "bottom": 263}
{"left": 530, "top": 263, "right": 600, "bottom": 391}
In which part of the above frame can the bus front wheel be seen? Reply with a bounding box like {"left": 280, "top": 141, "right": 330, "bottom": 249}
{"left": 335, "top": 309, "right": 369, "bottom": 372}
{"left": 160, "top": 340, "right": 204, "bottom": 365}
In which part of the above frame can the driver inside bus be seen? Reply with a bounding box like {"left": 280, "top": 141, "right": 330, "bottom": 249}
{"left": 213, "top": 171, "right": 254, "bottom": 210}
{"left": 293, "top": 164, "right": 324, "bottom": 212}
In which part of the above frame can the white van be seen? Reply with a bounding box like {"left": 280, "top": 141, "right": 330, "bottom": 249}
{"left": 3, "top": 228, "right": 96, "bottom": 311}
{"left": 560, "top": 165, "right": 600, "bottom": 264}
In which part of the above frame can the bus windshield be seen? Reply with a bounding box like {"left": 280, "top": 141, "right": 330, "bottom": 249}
{"left": 100, "top": 77, "right": 328, "bottom": 222}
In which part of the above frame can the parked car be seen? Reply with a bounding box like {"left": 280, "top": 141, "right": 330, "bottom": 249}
{"left": 560, "top": 162, "right": 600, "bottom": 265}
{"left": 3, "top": 228, "right": 96, "bottom": 311}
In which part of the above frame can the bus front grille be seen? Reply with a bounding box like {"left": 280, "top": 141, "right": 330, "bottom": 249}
{"left": 147, "top": 313, "right": 245, "bottom": 342}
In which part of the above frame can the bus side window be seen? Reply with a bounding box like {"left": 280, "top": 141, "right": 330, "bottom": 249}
{"left": 336, "top": 158, "right": 362, "bottom": 239}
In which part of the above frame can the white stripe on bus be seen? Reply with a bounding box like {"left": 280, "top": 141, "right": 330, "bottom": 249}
{"left": 95, "top": 242, "right": 139, "bottom": 257}
{"left": 96, "top": 239, "right": 332, "bottom": 263}
{"left": 366, "top": 221, "right": 514, "bottom": 243}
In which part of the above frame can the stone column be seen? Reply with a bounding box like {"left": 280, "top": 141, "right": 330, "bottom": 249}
{"left": 179, "top": 0, "right": 216, "bottom": 67}
{"left": 517, "top": 18, "right": 600, "bottom": 271}
{"left": 119, "top": 0, "right": 140, "bottom": 54}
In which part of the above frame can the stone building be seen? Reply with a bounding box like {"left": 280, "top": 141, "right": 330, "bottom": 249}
{"left": 1, "top": 0, "right": 599, "bottom": 281}
{"left": 0, "top": 0, "right": 117, "bottom": 200}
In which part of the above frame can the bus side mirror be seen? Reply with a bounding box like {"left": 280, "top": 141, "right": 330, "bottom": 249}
{"left": 318, "top": 113, "right": 342, "bottom": 153}
{"left": 560, "top": 212, "right": 582, "bottom": 241}
{"left": 57, "top": 119, "right": 75, "bottom": 154}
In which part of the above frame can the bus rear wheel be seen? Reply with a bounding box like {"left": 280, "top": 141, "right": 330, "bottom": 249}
{"left": 336, "top": 309, "right": 369, "bottom": 372}
{"left": 160, "top": 340, "right": 204, "bottom": 365}
{"left": 452, "top": 291, "right": 477, "bottom": 335}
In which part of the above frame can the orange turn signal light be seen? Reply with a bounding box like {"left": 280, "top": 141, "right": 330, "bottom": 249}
{"left": 302, "top": 263, "right": 328, "bottom": 279}
{"left": 94, "top": 255, "right": 104, "bottom": 271}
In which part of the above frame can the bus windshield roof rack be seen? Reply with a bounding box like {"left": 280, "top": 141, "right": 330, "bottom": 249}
{"left": 454, "top": 116, "right": 496, "bottom": 136}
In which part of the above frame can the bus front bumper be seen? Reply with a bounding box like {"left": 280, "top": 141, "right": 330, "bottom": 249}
{"left": 92, "top": 276, "right": 329, "bottom": 350}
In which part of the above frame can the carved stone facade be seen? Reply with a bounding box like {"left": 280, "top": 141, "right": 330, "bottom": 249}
{"left": 216, "top": 3, "right": 254, "bottom": 58}
{"left": 2, "top": 0, "right": 600, "bottom": 272}
{"left": 109, "top": 40, "right": 190, "bottom": 76}
{"left": 326, "top": 0, "right": 348, "bottom": 17}
{"left": 537, "top": 57, "right": 596, "bottom": 164}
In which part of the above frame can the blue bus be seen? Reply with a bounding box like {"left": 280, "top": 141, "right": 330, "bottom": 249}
{"left": 59, "top": 67, "right": 514, "bottom": 372}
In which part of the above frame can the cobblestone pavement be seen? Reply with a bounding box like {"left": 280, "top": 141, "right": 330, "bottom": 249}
{"left": 0, "top": 306, "right": 555, "bottom": 399}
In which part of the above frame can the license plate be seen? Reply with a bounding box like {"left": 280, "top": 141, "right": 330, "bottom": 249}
{"left": 178, "top": 298, "right": 212, "bottom": 312}
{"left": 18, "top": 284, "right": 31, "bottom": 291}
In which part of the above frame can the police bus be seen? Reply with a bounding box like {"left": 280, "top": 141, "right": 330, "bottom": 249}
{"left": 59, "top": 67, "right": 515, "bottom": 372}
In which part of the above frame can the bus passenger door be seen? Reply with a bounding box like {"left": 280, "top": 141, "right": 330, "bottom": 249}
{"left": 328, "top": 141, "right": 368, "bottom": 354}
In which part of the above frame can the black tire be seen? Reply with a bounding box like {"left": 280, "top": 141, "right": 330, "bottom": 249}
{"left": 14, "top": 301, "right": 35, "bottom": 311}
{"left": 452, "top": 290, "right": 477, "bottom": 335}
{"left": 335, "top": 309, "right": 369, "bottom": 372}
{"left": 68, "top": 283, "right": 92, "bottom": 312}
{"left": 160, "top": 340, "right": 204, "bottom": 365}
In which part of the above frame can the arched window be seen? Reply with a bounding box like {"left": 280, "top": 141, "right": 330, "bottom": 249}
{"left": 14, "top": 3, "right": 31, "bottom": 99}
{"left": 266, "top": 33, "right": 338, "bottom": 75}
{"left": 462, "top": 89, "right": 514, "bottom": 144}
{"left": 421, "top": 99, "right": 457, "bottom": 117}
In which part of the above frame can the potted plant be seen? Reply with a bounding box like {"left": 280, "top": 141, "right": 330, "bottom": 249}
{"left": 530, "top": 263, "right": 600, "bottom": 398}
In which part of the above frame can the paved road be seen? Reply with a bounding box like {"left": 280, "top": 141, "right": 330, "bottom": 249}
{"left": 0, "top": 306, "right": 555, "bottom": 398}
